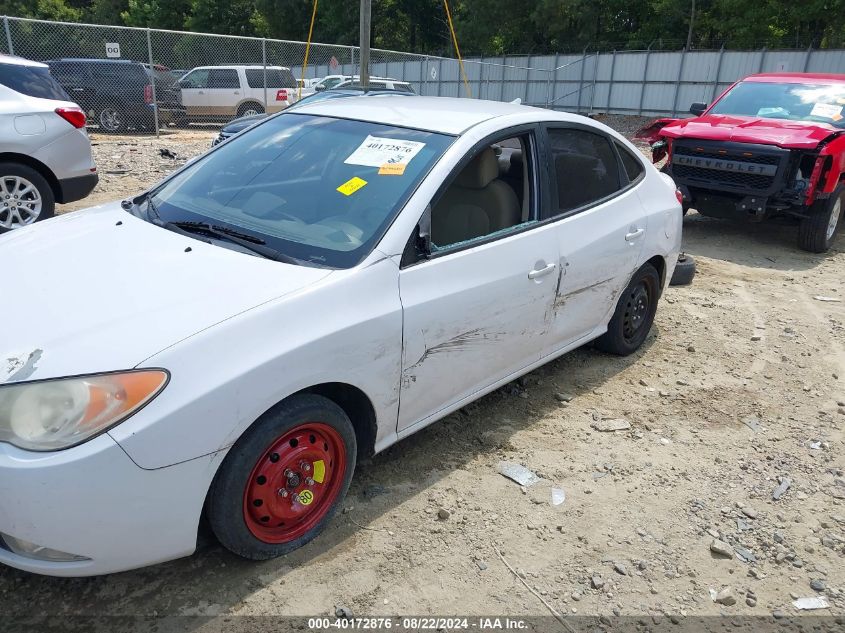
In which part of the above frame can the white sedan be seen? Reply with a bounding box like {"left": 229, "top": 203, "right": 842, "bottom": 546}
{"left": 0, "top": 97, "right": 681, "bottom": 576}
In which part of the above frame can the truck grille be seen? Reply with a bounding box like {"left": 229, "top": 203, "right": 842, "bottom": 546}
{"left": 671, "top": 141, "right": 788, "bottom": 196}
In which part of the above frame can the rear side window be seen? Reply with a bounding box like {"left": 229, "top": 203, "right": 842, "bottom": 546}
{"left": 616, "top": 141, "right": 645, "bottom": 183}
{"left": 246, "top": 69, "right": 297, "bottom": 89}
{"left": 395, "top": 83, "right": 415, "bottom": 93}
{"left": 209, "top": 69, "right": 239, "bottom": 89}
{"left": 547, "top": 128, "right": 623, "bottom": 215}
{"left": 0, "top": 63, "right": 70, "bottom": 100}
{"left": 93, "top": 63, "right": 148, "bottom": 84}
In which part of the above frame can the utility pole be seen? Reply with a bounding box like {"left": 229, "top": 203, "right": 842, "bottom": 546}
{"left": 359, "top": 0, "right": 371, "bottom": 91}
{"left": 686, "top": 0, "right": 695, "bottom": 50}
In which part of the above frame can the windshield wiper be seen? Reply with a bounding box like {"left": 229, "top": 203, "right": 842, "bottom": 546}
{"left": 141, "top": 195, "right": 300, "bottom": 265}
{"left": 166, "top": 220, "right": 301, "bottom": 265}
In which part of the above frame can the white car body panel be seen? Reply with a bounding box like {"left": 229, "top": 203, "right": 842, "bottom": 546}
{"left": 0, "top": 97, "right": 681, "bottom": 576}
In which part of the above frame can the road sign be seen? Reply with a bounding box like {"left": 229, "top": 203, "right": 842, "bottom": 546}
{"left": 105, "top": 42, "right": 121, "bottom": 58}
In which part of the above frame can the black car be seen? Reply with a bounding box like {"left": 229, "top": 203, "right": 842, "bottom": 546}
{"left": 46, "top": 58, "right": 186, "bottom": 133}
{"left": 211, "top": 87, "right": 416, "bottom": 146}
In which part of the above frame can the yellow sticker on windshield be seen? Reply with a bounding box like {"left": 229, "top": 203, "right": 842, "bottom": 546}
{"left": 379, "top": 163, "right": 407, "bottom": 176}
{"left": 337, "top": 176, "right": 368, "bottom": 196}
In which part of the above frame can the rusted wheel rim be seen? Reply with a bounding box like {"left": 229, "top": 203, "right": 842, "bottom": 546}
{"left": 243, "top": 422, "right": 346, "bottom": 543}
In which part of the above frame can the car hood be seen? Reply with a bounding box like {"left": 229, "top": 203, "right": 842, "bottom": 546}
{"left": 0, "top": 203, "right": 332, "bottom": 383}
{"left": 660, "top": 114, "right": 842, "bottom": 149}
{"left": 222, "top": 113, "right": 269, "bottom": 134}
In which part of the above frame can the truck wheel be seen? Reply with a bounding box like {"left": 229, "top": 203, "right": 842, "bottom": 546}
{"left": 237, "top": 102, "right": 265, "bottom": 118}
{"left": 594, "top": 263, "right": 659, "bottom": 356}
{"left": 670, "top": 253, "right": 696, "bottom": 286}
{"left": 0, "top": 163, "right": 55, "bottom": 232}
{"left": 798, "top": 186, "right": 843, "bottom": 253}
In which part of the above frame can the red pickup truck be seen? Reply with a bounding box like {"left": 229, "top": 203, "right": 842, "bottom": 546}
{"left": 637, "top": 73, "right": 845, "bottom": 252}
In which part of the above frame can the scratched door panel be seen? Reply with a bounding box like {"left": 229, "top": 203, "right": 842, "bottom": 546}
{"left": 545, "top": 187, "right": 648, "bottom": 352}
{"left": 397, "top": 226, "right": 559, "bottom": 432}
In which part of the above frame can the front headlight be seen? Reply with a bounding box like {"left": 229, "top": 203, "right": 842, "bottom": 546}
{"left": 0, "top": 370, "right": 168, "bottom": 451}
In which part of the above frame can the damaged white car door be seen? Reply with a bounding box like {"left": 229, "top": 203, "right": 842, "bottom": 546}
{"left": 397, "top": 127, "right": 560, "bottom": 432}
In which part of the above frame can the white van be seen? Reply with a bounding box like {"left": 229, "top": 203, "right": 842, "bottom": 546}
{"left": 179, "top": 65, "right": 298, "bottom": 121}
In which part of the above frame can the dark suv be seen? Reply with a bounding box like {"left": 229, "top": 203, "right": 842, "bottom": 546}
{"left": 46, "top": 58, "right": 186, "bottom": 133}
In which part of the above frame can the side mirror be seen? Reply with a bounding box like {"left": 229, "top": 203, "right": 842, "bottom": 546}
{"left": 416, "top": 206, "right": 433, "bottom": 258}
{"left": 315, "top": 84, "right": 326, "bottom": 92}
{"left": 689, "top": 102, "right": 708, "bottom": 116}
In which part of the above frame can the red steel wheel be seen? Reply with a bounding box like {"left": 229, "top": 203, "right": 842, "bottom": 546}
{"left": 208, "top": 394, "right": 357, "bottom": 560}
{"left": 243, "top": 422, "right": 347, "bottom": 543}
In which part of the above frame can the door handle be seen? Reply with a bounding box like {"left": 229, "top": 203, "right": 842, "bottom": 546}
{"left": 528, "top": 262, "right": 557, "bottom": 280}
{"left": 198, "top": 90, "right": 205, "bottom": 94}
{"left": 625, "top": 228, "right": 645, "bottom": 241}
{"left": 234, "top": 91, "right": 240, "bottom": 95}
{"left": 71, "top": 88, "right": 84, "bottom": 92}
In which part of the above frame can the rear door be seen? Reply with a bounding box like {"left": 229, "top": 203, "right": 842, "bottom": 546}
{"left": 206, "top": 68, "right": 241, "bottom": 118}
{"left": 541, "top": 125, "right": 649, "bottom": 351}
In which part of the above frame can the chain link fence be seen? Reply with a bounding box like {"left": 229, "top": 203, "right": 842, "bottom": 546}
{"left": 5, "top": 15, "right": 845, "bottom": 136}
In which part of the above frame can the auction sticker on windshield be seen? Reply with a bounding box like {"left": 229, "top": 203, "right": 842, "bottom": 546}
{"left": 811, "top": 102, "right": 843, "bottom": 121}
{"left": 345, "top": 135, "right": 426, "bottom": 167}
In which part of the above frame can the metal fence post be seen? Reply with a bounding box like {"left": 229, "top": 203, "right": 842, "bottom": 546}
{"left": 437, "top": 57, "right": 443, "bottom": 96}
{"left": 146, "top": 28, "right": 159, "bottom": 138}
{"left": 803, "top": 44, "right": 813, "bottom": 72}
{"left": 606, "top": 49, "right": 616, "bottom": 113}
{"left": 757, "top": 46, "right": 767, "bottom": 73}
{"left": 262, "top": 38, "right": 268, "bottom": 109}
{"left": 3, "top": 16, "right": 13, "bottom": 55}
{"left": 710, "top": 45, "right": 725, "bottom": 104}
{"left": 478, "top": 57, "right": 485, "bottom": 100}
{"left": 547, "top": 52, "right": 559, "bottom": 109}
{"left": 589, "top": 51, "right": 599, "bottom": 114}
{"left": 671, "top": 46, "right": 688, "bottom": 117}
{"left": 637, "top": 43, "right": 652, "bottom": 115}
{"left": 423, "top": 55, "right": 429, "bottom": 95}
{"left": 351, "top": 46, "right": 355, "bottom": 74}
{"left": 576, "top": 46, "right": 588, "bottom": 113}
{"left": 499, "top": 55, "right": 507, "bottom": 102}
{"left": 523, "top": 54, "right": 531, "bottom": 105}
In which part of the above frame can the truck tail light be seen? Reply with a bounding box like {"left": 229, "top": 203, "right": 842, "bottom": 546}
{"left": 144, "top": 84, "right": 153, "bottom": 104}
{"left": 675, "top": 189, "right": 684, "bottom": 205}
{"left": 276, "top": 89, "right": 288, "bottom": 101}
{"left": 55, "top": 107, "right": 86, "bottom": 129}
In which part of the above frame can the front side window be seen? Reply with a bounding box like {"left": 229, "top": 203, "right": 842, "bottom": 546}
{"left": 709, "top": 81, "right": 845, "bottom": 128}
{"left": 209, "top": 69, "right": 239, "bottom": 89}
{"left": 150, "top": 113, "right": 453, "bottom": 268}
{"left": 0, "top": 63, "right": 70, "bottom": 100}
{"left": 547, "top": 128, "right": 623, "bottom": 215}
{"left": 181, "top": 69, "right": 209, "bottom": 88}
{"left": 430, "top": 133, "right": 534, "bottom": 250}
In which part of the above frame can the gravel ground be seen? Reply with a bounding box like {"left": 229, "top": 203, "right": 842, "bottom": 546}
{"left": 9, "top": 118, "right": 845, "bottom": 626}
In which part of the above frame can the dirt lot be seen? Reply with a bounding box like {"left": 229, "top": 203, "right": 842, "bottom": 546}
{"left": 4, "top": 120, "right": 844, "bottom": 625}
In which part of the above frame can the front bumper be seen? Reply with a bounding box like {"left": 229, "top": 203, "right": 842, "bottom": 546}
{"left": 0, "top": 435, "right": 221, "bottom": 577}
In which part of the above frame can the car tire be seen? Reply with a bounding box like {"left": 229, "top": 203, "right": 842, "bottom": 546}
{"left": 0, "top": 163, "right": 55, "bottom": 233}
{"left": 97, "top": 105, "right": 128, "bottom": 133}
{"left": 798, "top": 186, "right": 843, "bottom": 253}
{"left": 207, "top": 394, "right": 357, "bottom": 560}
{"left": 237, "top": 102, "right": 265, "bottom": 118}
{"left": 593, "top": 263, "right": 660, "bottom": 356}
{"left": 669, "top": 253, "right": 696, "bottom": 286}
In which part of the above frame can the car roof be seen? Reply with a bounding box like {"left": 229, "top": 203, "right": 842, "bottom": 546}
{"left": 0, "top": 54, "right": 47, "bottom": 68}
{"left": 291, "top": 95, "right": 550, "bottom": 134}
{"left": 46, "top": 58, "right": 141, "bottom": 64}
{"left": 745, "top": 72, "right": 845, "bottom": 84}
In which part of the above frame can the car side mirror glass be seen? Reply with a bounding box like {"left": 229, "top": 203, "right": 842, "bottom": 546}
{"left": 689, "top": 102, "right": 708, "bottom": 116}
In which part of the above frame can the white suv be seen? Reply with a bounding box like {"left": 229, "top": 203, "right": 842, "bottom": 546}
{"left": 179, "top": 65, "right": 299, "bottom": 121}
{"left": 0, "top": 54, "right": 97, "bottom": 232}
